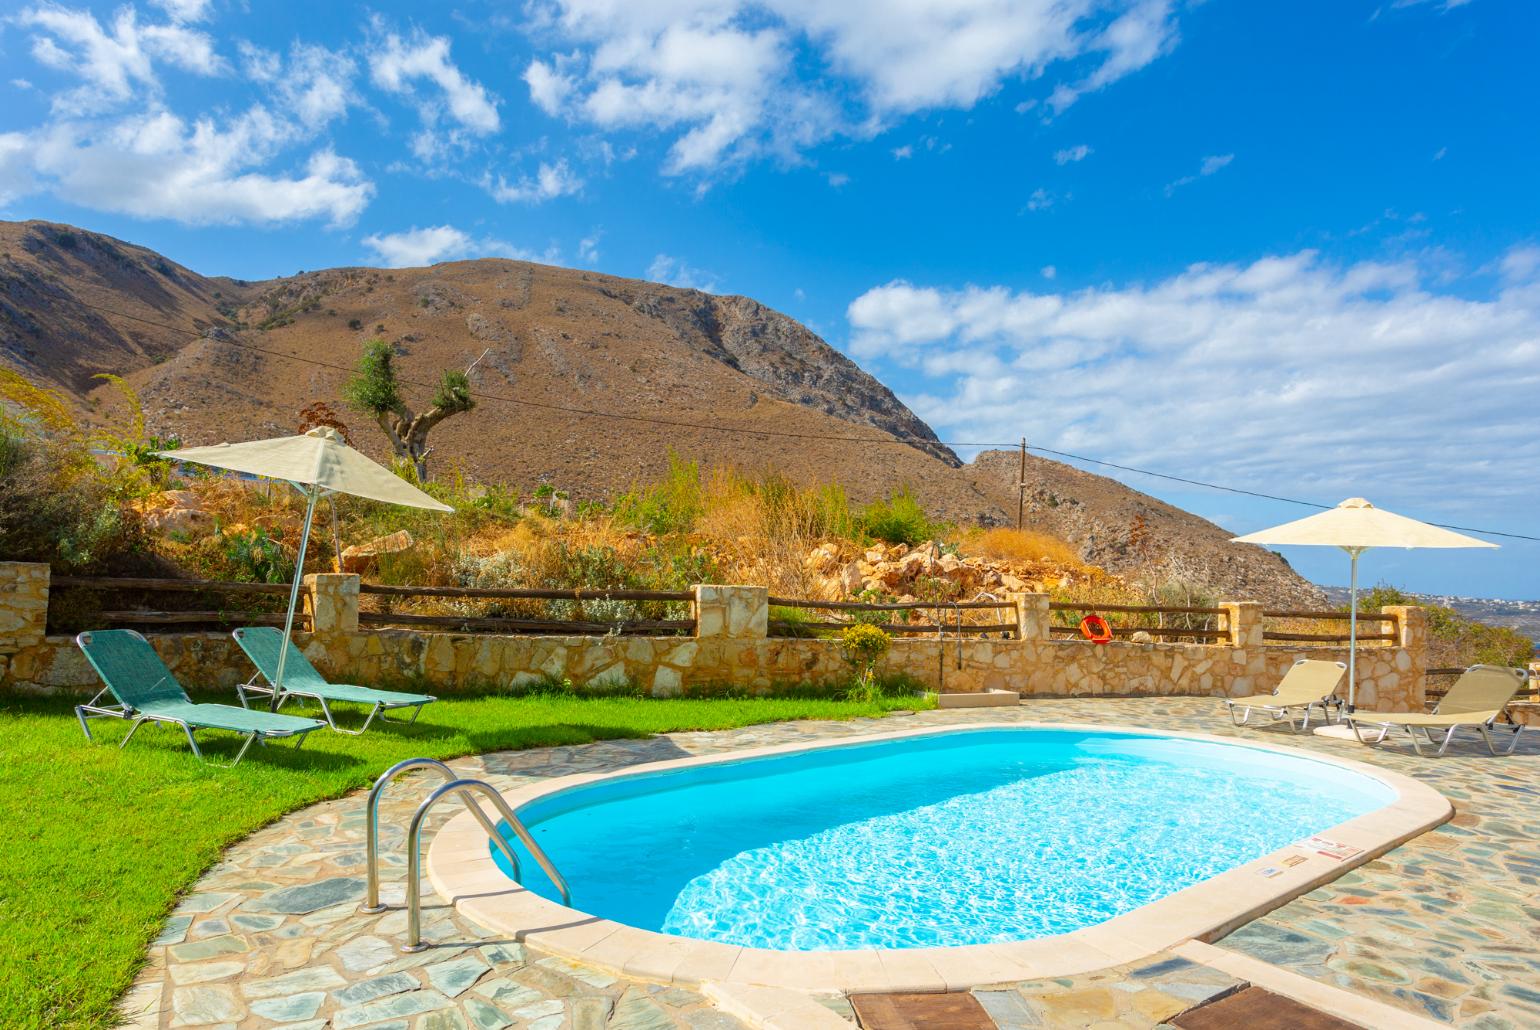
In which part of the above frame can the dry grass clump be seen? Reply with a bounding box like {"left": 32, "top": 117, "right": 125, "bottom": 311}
{"left": 965, "top": 526, "right": 1082, "bottom": 567}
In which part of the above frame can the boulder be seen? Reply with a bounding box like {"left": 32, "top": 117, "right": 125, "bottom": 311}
{"left": 340, "top": 530, "right": 415, "bottom": 575}
{"left": 140, "top": 490, "right": 212, "bottom": 535}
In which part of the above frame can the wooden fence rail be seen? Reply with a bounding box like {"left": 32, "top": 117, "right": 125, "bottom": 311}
{"left": 1262, "top": 608, "right": 1401, "bottom": 644}
{"left": 359, "top": 584, "right": 693, "bottom": 602}
{"left": 1048, "top": 601, "right": 1227, "bottom": 616}
{"left": 769, "top": 597, "right": 1014, "bottom": 612}
{"left": 1048, "top": 625, "right": 1230, "bottom": 641}
{"left": 51, "top": 575, "right": 291, "bottom": 595}
{"left": 359, "top": 612, "right": 694, "bottom": 635}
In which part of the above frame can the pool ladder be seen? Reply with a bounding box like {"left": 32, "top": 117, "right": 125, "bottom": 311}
{"left": 362, "top": 757, "right": 571, "bottom": 952}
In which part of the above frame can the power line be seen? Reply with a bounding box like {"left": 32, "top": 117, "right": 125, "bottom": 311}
{"left": 50, "top": 297, "right": 1540, "bottom": 543}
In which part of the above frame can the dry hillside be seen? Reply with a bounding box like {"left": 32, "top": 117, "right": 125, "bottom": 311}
{"left": 0, "top": 219, "right": 1320, "bottom": 605}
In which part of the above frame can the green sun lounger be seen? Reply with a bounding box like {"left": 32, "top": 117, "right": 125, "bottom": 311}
{"left": 1223, "top": 658, "right": 1347, "bottom": 731}
{"left": 75, "top": 629, "right": 324, "bottom": 766}
{"left": 232, "top": 626, "right": 436, "bottom": 735}
{"left": 1347, "top": 664, "right": 1528, "bottom": 757}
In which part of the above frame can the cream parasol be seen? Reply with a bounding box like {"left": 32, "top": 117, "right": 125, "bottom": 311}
{"left": 1232, "top": 497, "right": 1496, "bottom": 711}
{"left": 158, "top": 428, "right": 452, "bottom": 709}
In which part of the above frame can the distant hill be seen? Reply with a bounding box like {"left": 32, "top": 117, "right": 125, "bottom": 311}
{"left": 1321, "top": 587, "right": 1540, "bottom": 645}
{"left": 0, "top": 218, "right": 1323, "bottom": 605}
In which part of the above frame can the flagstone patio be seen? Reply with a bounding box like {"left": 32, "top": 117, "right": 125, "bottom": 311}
{"left": 121, "top": 697, "right": 1540, "bottom": 1029}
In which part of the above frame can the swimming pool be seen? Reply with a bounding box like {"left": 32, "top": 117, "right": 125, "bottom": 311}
{"left": 487, "top": 727, "right": 1398, "bottom": 951}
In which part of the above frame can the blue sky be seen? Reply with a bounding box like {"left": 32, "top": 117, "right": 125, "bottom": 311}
{"left": 1, "top": 0, "right": 1537, "bottom": 598}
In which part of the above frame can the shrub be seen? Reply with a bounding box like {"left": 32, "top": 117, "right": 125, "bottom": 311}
{"left": 1359, "top": 585, "right": 1534, "bottom": 668}
{"left": 861, "top": 486, "right": 938, "bottom": 546}
{"left": 218, "top": 524, "right": 293, "bottom": 584}
{"left": 612, "top": 452, "right": 705, "bottom": 535}
{"left": 969, "top": 526, "right": 1081, "bottom": 567}
{"left": 840, "top": 623, "right": 891, "bottom": 698}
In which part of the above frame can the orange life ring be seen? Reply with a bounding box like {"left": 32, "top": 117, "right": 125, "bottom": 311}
{"left": 1079, "top": 614, "right": 1113, "bottom": 644}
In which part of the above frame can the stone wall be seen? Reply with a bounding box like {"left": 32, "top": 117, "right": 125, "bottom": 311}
{"left": 0, "top": 563, "right": 1427, "bottom": 711}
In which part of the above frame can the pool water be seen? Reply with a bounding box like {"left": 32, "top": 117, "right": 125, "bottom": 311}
{"left": 492, "top": 728, "right": 1394, "bottom": 951}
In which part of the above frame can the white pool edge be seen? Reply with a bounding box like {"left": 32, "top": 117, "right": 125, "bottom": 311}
{"left": 425, "top": 721, "right": 1452, "bottom": 995}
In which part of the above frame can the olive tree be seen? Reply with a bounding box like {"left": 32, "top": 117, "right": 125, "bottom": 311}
{"left": 342, "top": 339, "right": 475, "bottom": 480}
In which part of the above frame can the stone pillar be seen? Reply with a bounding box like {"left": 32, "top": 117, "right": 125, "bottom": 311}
{"left": 1010, "top": 592, "right": 1051, "bottom": 641}
{"left": 1381, "top": 604, "right": 1427, "bottom": 709}
{"left": 305, "top": 573, "right": 360, "bottom": 641}
{"left": 694, "top": 584, "right": 768, "bottom": 639}
{"left": 0, "top": 561, "right": 50, "bottom": 652}
{"left": 1222, "top": 601, "right": 1264, "bottom": 649}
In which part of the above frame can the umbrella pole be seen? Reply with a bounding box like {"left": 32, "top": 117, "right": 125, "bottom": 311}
{"left": 272, "top": 486, "right": 320, "bottom": 712}
{"left": 1346, "top": 547, "right": 1362, "bottom": 713}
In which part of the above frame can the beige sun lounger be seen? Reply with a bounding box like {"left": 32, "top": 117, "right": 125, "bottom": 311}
{"left": 1347, "top": 664, "right": 1528, "bottom": 757}
{"left": 1224, "top": 658, "right": 1346, "bottom": 731}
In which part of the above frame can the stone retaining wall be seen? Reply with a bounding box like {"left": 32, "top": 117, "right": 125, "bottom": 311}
{"left": 0, "top": 563, "right": 1428, "bottom": 711}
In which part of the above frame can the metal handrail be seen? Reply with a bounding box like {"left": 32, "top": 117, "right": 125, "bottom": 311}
{"left": 362, "top": 757, "right": 511, "bottom": 913}
{"left": 403, "top": 777, "right": 572, "bottom": 952}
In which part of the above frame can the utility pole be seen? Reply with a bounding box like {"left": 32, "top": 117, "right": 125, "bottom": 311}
{"left": 1017, "top": 437, "right": 1027, "bottom": 530}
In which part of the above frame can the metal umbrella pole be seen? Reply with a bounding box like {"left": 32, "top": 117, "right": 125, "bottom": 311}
{"left": 271, "top": 483, "right": 321, "bottom": 712}
{"left": 1344, "top": 545, "right": 1364, "bottom": 713}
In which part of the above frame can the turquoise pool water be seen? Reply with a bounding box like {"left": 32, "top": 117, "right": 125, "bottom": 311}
{"left": 491, "top": 728, "right": 1394, "bottom": 951}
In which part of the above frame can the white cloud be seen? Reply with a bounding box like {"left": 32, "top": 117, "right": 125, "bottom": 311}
{"left": 151, "top": 0, "right": 212, "bottom": 23}
{"left": 1165, "top": 152, "right": 1234, "bottom": 195}
{"left": 524, "top": 57, "right": 577, "bottom": 115}
{"left": 1432, "top": 145, "right": 1447, "bottom": 161}
{"left": 15, "top": 4, "right": 225, "bottom": 113}
{"left": 523, "top": 1, "right": 1186, "bottom": 177}
{"left": 1024, "top": 187, "right": 1058, "bottom": 211}
{"left": 362, "top": 225, "right": 563, "bottom": 268}
{"left": 362, "top": 225, "right": 478, "bottom": 267}
{"left": 0, "top": 133, "right": 35, "bottom": 205}
{"left": 369, "top": 25, "right": 500, "bottom": 159}
{"left": 1040, "top": 265, "right": 1056, "bottom": 279}
{"left": 578, "top": 230, "right": 602, "bottom": 264}
{"left": 1054, "top": 144, "right": 1091, "bottom": 164}
{"left": 891, "top": 144, "right": 912, "bottom": 160}
{"left": 1045, "top": 0, "right": 1178, "bottom": 114}
{"left": 24, "top": 108, "right": 372, "bottom": 225}
{"left": 1199, "top": 153, "right": 1234, "bottom": 176}
{"left": 847, "top": 249, "right": 1540, "bottom": 513}
{"left": 647, "top": 253, "right": 720, "bottom": 292}
{"left": 485, "top": 159, "right": 583, "bottom": 204}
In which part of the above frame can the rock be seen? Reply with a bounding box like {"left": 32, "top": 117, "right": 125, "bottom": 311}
{"left": 140, "top": 489, "right": 212, "bottom": 535}
{"left": 341, "top": 530, "right": 415, "bottom": 575}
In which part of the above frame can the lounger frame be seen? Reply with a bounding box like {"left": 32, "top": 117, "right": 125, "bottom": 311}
{"left": 74, "top": 630, "right": 319, "bottom": 767}
{"left": 1347, "top": 665, "right": 1528, "bottom": 757}
{"left": 1223, "top": 658, "right": 1347, "bottom": 732}
{"left": 231, "top": 627, "right": 434, "bottom": 735}
{"left": 1348, "top": 714, "right": 1524, "bottom": 757}
{"left": 235, "top": 678, "right": 427, "bottom": 735}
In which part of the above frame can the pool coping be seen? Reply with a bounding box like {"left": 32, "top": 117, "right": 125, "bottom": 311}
{"left": 425, "top": 721, "right": 1452, "bottom": 995}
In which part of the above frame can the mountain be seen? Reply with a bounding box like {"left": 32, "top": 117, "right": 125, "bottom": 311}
{"left": 0, "top": 219, "right": 1322, "bottom": 605}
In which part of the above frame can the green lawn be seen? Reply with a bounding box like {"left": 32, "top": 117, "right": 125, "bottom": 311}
{"left": 0, "top": 689, "right": 928, "bottom": 1029}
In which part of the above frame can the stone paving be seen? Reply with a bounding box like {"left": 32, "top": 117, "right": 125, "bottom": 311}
{"left": 121, "top": 698, "right": 1540, "bottom": 1029}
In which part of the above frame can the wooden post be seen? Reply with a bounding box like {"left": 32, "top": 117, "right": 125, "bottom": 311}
{"left": 1017, "top": 438, "right": 1027, "bottom": 530}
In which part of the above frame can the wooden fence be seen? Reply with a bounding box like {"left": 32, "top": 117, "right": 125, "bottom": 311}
{"left": 357, "top": 583, "right": 694, "bottom": 636}
{"left": 768, "top": 596, "right": 1018, "bottom": 638}
{"left": 49, "top": 575, "right": 300, "bottom": 630}
{"left": 1047, "top": 601, "right": 1229, "bottom": 643}
{"left": 1262, "top": 609, "right": 1399, "bottom": 644}
{"left": 47, "top": 576, "right": 695, "bottom": 636}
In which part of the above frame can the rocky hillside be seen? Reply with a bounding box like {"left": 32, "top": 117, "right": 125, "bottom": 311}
{"left": 967, "top": 450, "right": 1325, "bottom": 606}
{"left": 0, "top": 218, "right": 1321, "bottom": 605}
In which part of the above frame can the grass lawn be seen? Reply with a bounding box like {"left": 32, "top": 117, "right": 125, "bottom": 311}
{"left": 0, "top": 689, "right": 929, "bottom": 1029}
